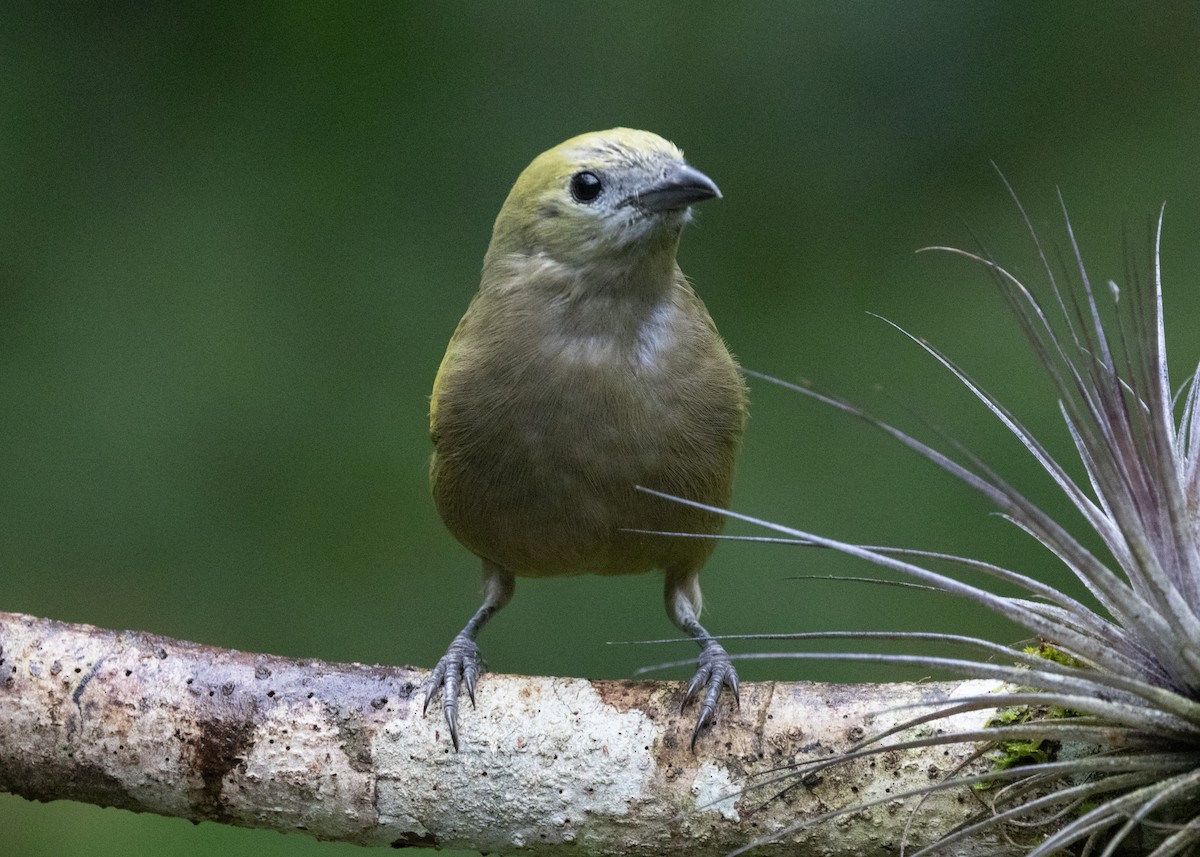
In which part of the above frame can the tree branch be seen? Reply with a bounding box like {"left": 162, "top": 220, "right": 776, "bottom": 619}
{"left": 1, "top": 611, "right": 1021, "bottom": 855}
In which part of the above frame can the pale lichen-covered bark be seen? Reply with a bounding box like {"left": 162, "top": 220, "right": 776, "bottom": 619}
{"left": 0, "top": 611, "right": 1019, "bottom": 855}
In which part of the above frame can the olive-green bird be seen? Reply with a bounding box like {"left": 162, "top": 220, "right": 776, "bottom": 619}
{"left": 424, "top": 128, "right": 747, "bottom": 750}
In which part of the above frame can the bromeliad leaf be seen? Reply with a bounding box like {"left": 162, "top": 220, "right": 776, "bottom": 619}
{"left": 727, "top": 186, "right": 1200, "bottom": 855}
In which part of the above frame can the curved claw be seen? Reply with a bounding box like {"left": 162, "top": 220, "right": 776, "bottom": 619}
{"left": 422, "top": 633, "right": 482, "bottom": 752}
{"left": 682, "top": 642, "right": 739, "bottom": 750}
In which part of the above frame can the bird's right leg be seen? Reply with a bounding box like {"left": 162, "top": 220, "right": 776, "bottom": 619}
{"left": 422, "top": 558, "right": 515, "bottom": 751}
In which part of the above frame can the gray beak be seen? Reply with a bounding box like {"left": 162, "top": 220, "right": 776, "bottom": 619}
{"left": 632, "top": 163, "right": 722, "bottom": 212}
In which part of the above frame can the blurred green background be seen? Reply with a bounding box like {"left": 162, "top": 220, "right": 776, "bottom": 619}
{"left": 4, "top": 3, "right": 1200, "bottom": 855}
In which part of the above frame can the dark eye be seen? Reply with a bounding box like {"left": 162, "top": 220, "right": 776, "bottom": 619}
{"left": 569, "top": 171, "right": 603, "bottom": 203}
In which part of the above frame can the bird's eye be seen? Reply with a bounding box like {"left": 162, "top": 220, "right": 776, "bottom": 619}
{"left": 569, "top": 171, "right": 603, "bottom": 203}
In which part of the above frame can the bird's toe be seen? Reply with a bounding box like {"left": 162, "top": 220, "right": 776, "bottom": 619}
{"left": 422, "top": 634, "right": 483, "bottom": 751}
{"left": 684, "top": 643, "right": 739, "bottom": 750}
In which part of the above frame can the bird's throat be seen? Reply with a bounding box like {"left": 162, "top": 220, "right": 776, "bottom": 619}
{"left": 548, "top": 270, "right": 683, "bottom": 370}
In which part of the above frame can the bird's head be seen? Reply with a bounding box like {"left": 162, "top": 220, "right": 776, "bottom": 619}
{"left": 484, "top": 128, "right": 720, "bottom": 274}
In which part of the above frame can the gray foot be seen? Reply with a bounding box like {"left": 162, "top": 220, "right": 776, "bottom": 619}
{"left": 422, "top": 633, "right": 481, "bottom": 751}
{"left": 683, "top": 641, "right": 739, "bottom": 749}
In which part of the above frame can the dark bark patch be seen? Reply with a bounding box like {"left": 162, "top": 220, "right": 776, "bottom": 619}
{"left": 188, "top": 717, "right": 256, "bottom": 821}
{"left": 391, "top": 831, "right": 440, "bottom": 848}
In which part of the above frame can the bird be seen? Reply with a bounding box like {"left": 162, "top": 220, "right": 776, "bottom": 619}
{"left": 423, "top": 128, "right": 747, "bottom": 751}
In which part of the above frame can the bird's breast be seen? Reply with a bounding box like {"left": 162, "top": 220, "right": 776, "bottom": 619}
{"left": 431, "top": 289, "right": 744, "bottom": 577}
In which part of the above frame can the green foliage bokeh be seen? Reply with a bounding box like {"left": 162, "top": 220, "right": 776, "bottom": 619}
{"left": 4, "top": 4, "right": 1200, "bottom": 855}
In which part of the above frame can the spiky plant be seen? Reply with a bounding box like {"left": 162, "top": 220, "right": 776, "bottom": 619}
{"left": 643, "top": 186, "right": 1200, "bottom": 855}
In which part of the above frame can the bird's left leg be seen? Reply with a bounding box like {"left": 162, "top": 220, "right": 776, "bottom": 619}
{"left": 665, "top": 570, "right": 739, "bottom": 749}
